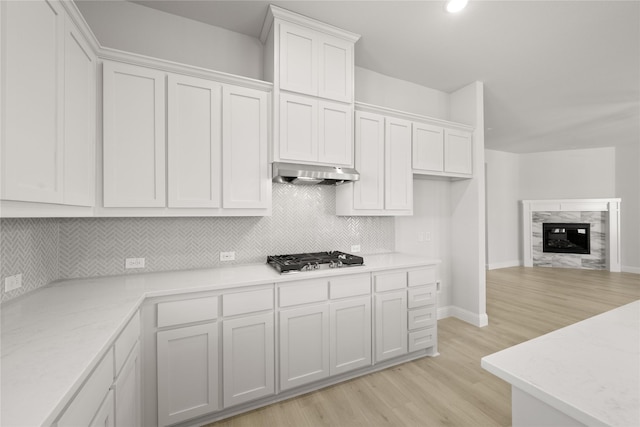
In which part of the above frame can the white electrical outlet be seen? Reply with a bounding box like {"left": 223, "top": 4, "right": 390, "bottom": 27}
{"left": 351, "top": 244, "right": 361, "bottom": 253}
{"left": 4, "top": 273, "right": 22, "bottom": 292}
{"left": 125, "top": 258, "right": 145, "bottom": 269}
{"left": 418, "top": 232, "right": 425, "bottom": 242}
{"left": 220, "top": 251, "right": 235, "bottom": 261}
{"left": 425, "top": 232, "right": 432, "bottom": 242}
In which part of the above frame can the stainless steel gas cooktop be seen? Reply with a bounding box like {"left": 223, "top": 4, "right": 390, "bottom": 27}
{"left": 267, "top": 251, "right": 364, "bottom": 274}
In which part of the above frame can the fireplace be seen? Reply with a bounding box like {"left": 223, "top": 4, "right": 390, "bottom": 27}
{"left": 543, "top": 223, "right": 590, "bottom": 254}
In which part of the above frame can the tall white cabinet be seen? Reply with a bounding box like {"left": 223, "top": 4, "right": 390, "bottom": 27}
{"left": 1, "top": 0, "right": 96, "bottom": 211}
{"left": 262, "top": 5, "right": 360, "bottom": 168}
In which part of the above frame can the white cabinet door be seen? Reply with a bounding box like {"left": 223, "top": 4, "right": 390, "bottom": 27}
{"left": 318, "top": 34, "right": 353, "bottom": 103}
{"left": 222, "top": 85, "right": 269, "bottom": 209}
{"left": 279, "top": 91, "right": 318, "bottom": 163}
{"left": 279, "top": 22, "right": 318, "bottom": 97}
{"left": 444, "top": 129, "right": 473, "bottom": 175}
{"left": 167, "top": 75, "right": 221, "bottom": 208}
{"left": 330, "top": 297, "right": 372, "bottom": 376}
{"left": 353, "top": 111, "right": 385, "bottom": 210}
{"left": 412, "top": 123, "right": 444, "bottom": 173}
{"left": 114, "top": 343, "right": 141, "bottom": 427}
{"left": 63, "top": 16, "right": 96, "bottom": 207}
{"left": 157, "top": 323, "right": 219, "bottom": 426}
{"left": 375, "top": 291, "right": 408, "bottom": 362}
{"left": 103, "top": 61, "right": 166, "bottom": 207}
{"left": 223, "top": 313, "right": 275, "bottom": 407}
{"left": 1, "top": 0, "right": 64, "bottom": 204}
{"left": 89, "top": 390, "right": 115, "bottom": 427}
{"left": 385, "top": 117, "right": 413, "bottom": 211}
{"left": 279, "top": 304, "right": 330, "bottom": 391}
{"left": 318, "top": 100, "right": 352, "bottom": 166}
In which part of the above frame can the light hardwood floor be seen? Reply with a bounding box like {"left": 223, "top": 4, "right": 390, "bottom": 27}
{"left": 209, "top": 267, "right": 639, "bottom": 427}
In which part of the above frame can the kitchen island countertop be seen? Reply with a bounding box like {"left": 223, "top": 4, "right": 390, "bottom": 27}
{"left": 1, "top": 252, "right": 437, "bottom": 427}
{"left": 482, "top": 300, "right": 640, "bottom": 427}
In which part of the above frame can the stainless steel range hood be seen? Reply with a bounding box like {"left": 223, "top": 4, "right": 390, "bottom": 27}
{"left": 272, "top": 162, "right": 359, "bottom": 185}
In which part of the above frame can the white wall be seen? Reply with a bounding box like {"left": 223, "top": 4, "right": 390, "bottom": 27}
{"left": 355, "top": 67, "right": 449, "bottom": 119}
{"left": 485, "top": 149, "right": 521, "bottom": 269}
{"left": 449, "top": 82, "right": 488, "bottom": 327}
{"left": 75, "top": 1, "right": 263, "bottom": 79}
{"left": 395, "top": 179, "right": 453, "bottom": 310}
{"left": 519, "top": 147, "right": 616, "bottom": 199}
{"left": 615, "top": 143, "right": 640, "bottom": 272}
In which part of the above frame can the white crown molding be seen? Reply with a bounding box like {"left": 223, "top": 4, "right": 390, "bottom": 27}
{"left": 261, "top": 4, "right": 361, "bottom": 44}
{"left": 355, "top": 102, "right": 474, "bottom": 132}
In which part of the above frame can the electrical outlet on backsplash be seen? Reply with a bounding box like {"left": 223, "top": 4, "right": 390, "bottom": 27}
{"left": 0, "top": 185, "right": 395, "bottom": 302}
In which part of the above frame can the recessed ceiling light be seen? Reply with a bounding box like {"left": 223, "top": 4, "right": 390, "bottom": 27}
{"left": 446, "top": 0, "right": 469, "bottom": 13}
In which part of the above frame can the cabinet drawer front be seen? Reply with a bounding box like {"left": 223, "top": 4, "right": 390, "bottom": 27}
{"left": 158, "top": 296, "right": 218, "bottom": 328}
{"left": 408, "top": 266, "right": 437, "bottom": 287}
{"left": 115, "top": 311, "right": 140, "bottom": 375}
{"left": 57, "top": 350, "right": 115, "bottom": 427}
{"left": 408, "top": 285, "right": 436, "bottom": 308}
{"left": 408, "top": 328, "right": 436, "bottom": 352}
{"left": 330, "top": 274, "right": 370, "bottom": 299}
{"left": 374, "top": 271, "right": 406, "bottom": 292}
{"left": 224, "top": 288, "right": 273, "bottom": 316}
{"left": 279, "top": 279, "right": 328, "bottom": 307}
{"left": 408, "top": 306, "right": 436, "bottom": 330}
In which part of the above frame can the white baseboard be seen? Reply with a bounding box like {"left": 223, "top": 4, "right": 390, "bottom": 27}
{"left": 438, "top": 305, "right": 489, "bottom": 327}
{"left": 621, "top": 265, "right": 640, "bottom": 274}
{"left": 486, "top": 260, "right": 521, "bottom": 270}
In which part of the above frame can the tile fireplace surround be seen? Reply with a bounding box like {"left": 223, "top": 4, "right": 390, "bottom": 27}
{"left": 521, "top": 199, "right": 621, "bottom": 272}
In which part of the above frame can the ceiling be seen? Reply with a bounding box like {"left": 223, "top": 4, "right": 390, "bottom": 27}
{"left": 130, "top": 0, "right": 640, "bottom": 153}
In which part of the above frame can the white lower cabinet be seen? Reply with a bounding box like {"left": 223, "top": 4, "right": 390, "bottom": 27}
{"left": 279, "top": 304, "right": 330, "bottom": 391}
{"left": 90, "top": 390, "right": 115, "bottom": 427}
{"left": 156, "top": 322, "right": 219, "bottom": 426}
{"left": 374, "top": 290, "right": 408, "bottom": 362}
{"left": 114, "top": 343, "right": 141, "bottom": 427}
{"left": 223, "top": 313, "right": 275, "bottom": 407}
{"left": 330, "top": 297, "right": 372, "bottom": 375}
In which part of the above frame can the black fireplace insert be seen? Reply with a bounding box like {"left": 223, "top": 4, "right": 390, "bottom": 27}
{"left": 542, "top": 223, "right": 590, "bottom": 254}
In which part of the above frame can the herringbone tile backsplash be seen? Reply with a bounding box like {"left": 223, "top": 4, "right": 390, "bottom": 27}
{"left": 1, "top": 185, "right": 394, "bottom": 302}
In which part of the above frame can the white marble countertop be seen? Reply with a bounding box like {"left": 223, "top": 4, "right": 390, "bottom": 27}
{"left": 1, "top": 252, "right": 436, "bottom": 427}
{"left": 482, "top": 300, "right": 640, "bottom": 427}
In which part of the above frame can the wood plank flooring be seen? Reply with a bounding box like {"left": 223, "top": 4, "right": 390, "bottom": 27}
{"left": 208, "top": 267, "right": 639, "bottom": 427}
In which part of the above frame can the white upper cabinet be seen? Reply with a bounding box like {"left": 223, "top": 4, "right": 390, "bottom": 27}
{"left": 412, "top": 122, "right": 473, "bottom": 178}
{"left": 279, "top": 92, "right": 352, "bottom": 167}
{"left": 168, "top": 75, "right": 222, "bottom": 208}
{"left": 279, "top": 22, "right": 319, "bottom": 97}
{"left": 1, "top": 0, "right": 96, "bottom": 209}
{"left": 222, "top": 85, "right": 269, "bottom": 209}
{"left": 279, "top": 21, "right": 354, "bottom": 103}
{"left": 336, "top": 109, "right": 413, "bottom": 216}
{"left": 103, "top": 61, "right": 166, "bottom": 208}
{"left": 318, "top": 35, "right": 353, "bottom": 103}
{"left": 63, "top": 16, "right": 96, "bottom": 207}
{"left": 318, "top": 100, "right": 352, "bottom": 166}
{"left": 101, "top": 62, "right": 270, "bottom": 215}
{"left": 385, "top": 117, "right": 413, "bottom": 211}
{"left": 352, "top": 111, "right": 385, "bottom": 211}
{"left": 279, "top": 92, "right": 318, "bottom": 163}
{"left": 444, "top": 128, "right": 473, "bottom": 175}
{"left": 412, "top": 123, "right": 444, "bottom": 173}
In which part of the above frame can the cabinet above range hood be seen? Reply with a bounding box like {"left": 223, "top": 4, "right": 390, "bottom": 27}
{"left": 272, "top": 162, "right": 359, "bottom": 185}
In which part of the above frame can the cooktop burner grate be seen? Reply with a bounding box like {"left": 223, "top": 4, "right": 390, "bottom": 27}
{"left": 267, "top": 251, "right": 364, "bottom": 273}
